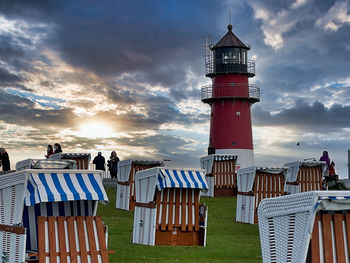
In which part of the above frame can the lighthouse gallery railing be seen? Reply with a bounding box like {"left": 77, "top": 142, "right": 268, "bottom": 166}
{"left": 205, "top": 58, "right": 256, "bottom": 76}
{"left": 201, "top": 83, "right": 260, "bottom": 102}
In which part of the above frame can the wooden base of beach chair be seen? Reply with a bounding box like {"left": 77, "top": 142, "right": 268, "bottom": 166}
{"left": 31, "top": 216, "right": 114, "bottom": 263}
{"left": 155, "top": 228, "right": 205, "bottom": 246}
{"left": 129, "top": 199, "right": 136, "bottom": 211}
{"left": 214, "top": 187, "right": 236, "bottom": 197}
{"left": 154, "top": 188, "right": 206, "bottom": 246}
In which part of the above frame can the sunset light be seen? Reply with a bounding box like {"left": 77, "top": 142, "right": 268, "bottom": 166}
{"left": 77, "top": 122, "right": 113, "bottom": 139}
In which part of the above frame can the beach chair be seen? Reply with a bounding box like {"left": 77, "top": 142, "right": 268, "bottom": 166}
{"left": 0, "top": 170, "right": 16, "bottom": 175}
{"left": 132, "top": 167, "right": 208, "bottom": 246}
{"left": 200, "top": 154, "right": 237, "bottom": 197}
{"left": 0, "top": 168, "right": 110, "bottom": 260}
{"left": 16, "top": 158, "right": 76, "bottom": 170}
{"left": 284, "top": 161, "right": 327, "bottom": 194}
{"left": 0, "top": 172, "right": 27, "bottom": 262}
{"left": 236, "top": 167, "right": 287, "bottom": 224}
{"left": 21, "top": 169, "right": 109, "bottom": 252}
{"left": 258, "top": 191, "right": 350, "bottom": 263}
{"left": 116, "top": 160, "right": 163, "bottom": 210}
{"left": 49, "top": 153, "right": 91, "bottom": 169}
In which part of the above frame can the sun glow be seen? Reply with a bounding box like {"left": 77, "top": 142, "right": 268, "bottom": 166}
{"left": 77, "top": 122, "right": 113, "bottom": 139}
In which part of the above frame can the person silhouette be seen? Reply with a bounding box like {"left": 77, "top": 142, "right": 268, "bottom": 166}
{"left": 107, "top": 151, "right": 119, "bottom": 178}
{"left": 93, "top": 152, "right": 106, "bottom": 171}
{"left": 0, "top": 147, "right": 10, "bottom": 171}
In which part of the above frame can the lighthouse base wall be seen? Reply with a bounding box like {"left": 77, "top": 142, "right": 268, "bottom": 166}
{"left": 214, "top": 149, "right": 254, "bottom": 170}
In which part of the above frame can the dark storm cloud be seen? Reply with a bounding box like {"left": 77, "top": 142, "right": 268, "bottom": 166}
{"left": 1, "top": 0, "right": 348, "bottom": 107}
{"left": 245, "top": 0, "right": 350, "bottom": 119}
{"left": 0, "top": 34, "right": 24, "bottom": 60}
{"left": 0, "top": 0, "right": 54, "bottom": 19}
{"left": 256, "top": 34, "right": 350, "bottom": 98}
{"left": 0, "top": 0, "right": 220, "bottom": 79}
{"left": 253, "top": 100, "right": 350, "bottom": 131}
{"left": 0, "top": 0, "right": 228, "bottom": 139}
{"left": 249, "top": 0, "right": 336, "bottom": 13}
{"left": 0, "top": 68, "right": 22, "bottom": 85}
{"left": 0, "top": 17, "right": 51, "bottom": 80}
{"left": 0, "top": 0, "right": 224, "bottom": 135}
{"left": 106, "top": 88, "right": 136, "bottom": 105}
{"left": 89, "top": 96, "right": 208, "bottom": 133}
{"left": 141, "top": 94, "right": 208, "bottom": 126}
{"left": 0, "top": 90, "right": 76, "bottom": 128}
{"left": 0, "top": 33, "right": 27, "bottom": 83}
{"left": 133, "top": 66, "right": 189, "bottom": 91}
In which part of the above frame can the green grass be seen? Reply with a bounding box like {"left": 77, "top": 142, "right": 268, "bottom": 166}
{"left": 97, "top": 187, "right": 261, "bottom": 262}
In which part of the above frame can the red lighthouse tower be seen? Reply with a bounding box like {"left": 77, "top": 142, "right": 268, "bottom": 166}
{"left": 202, "top": 25, "right": 260, "bottom": 169}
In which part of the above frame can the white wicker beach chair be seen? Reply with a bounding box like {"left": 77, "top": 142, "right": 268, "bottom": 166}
{"left": 116, "top": 160, "right": 163, "bottom": 211}
{"left": 132, "top": 167, "right": 208, "bottom": 246}
{"left": 200, "top": 154, "right": 237, "bottom": 197}
{"left": 0, "top": 172, "right": 27, "bottom": 262}
{"left": 16, "top": 158, "right": 76, "bottom": 170}
{"left": 258, "top": 191, "right": 350, "bottom": 263}
{"left": 236, "top": 167, "right": 287, "bottom": 224}
{"left": 49, "top": 153, "right": 91, "bottom": 169}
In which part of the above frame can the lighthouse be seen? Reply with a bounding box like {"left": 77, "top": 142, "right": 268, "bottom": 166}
{"left": 201, "top": 25, "right": 260, "bottom": 169}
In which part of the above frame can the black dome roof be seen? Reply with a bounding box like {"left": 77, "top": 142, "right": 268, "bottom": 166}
{"left": 212, "top": 25, "right": 250, "bottom": 50}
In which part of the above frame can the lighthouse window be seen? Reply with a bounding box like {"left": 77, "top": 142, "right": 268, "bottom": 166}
{"left": 242, "top": 51, "right": 247, "bottom": 64}
{"left": 216, "top": 48, "right": 241, "bottom": 64}
{"left": 222, "top": 52, "right": 232, "bottom": 64}
{"left": 222, "top": 51, "right": 237, "bottom": 64}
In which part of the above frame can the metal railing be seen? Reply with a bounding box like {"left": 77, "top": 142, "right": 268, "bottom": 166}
{"left": 89, "top": 162, "right": 111, "bottom": 179}
{"left": 205, "top": 57, "right": 255, "bottom": 76}
{"left": 201, "top": 83, "right": 260, "bottom": 102}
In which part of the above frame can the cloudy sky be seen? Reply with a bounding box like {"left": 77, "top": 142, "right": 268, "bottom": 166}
{"left": 0, "top": 0, "right": 350, "bottom": 177}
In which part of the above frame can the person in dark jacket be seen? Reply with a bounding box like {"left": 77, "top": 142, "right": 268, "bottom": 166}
{"left": 107, "top": 151, "right": 119, "bottom": 178}
{"left": 319, "top": 151, "right": 331, "bottom": 169}
{"left": 320, "top": 150, "right": 333, "bottom": 176}
{"left": 54, "top": 143, "right": 63, "bottom": 154}
{"left": 93, "top": 152, "right": 105, "bottom": 171}
{"left": 0, "top": 148, "right": 10, "bottom": 172}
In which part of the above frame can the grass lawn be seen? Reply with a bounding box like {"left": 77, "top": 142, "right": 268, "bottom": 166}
{"left": 97, "top": 187, "right": 262, "bottom": 262}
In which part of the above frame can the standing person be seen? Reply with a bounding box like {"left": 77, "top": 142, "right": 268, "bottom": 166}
{"left": 54, "top": 143, "right": 63, "bottom": 154}
{"left": 45, "top": 145, "right": 54, "bottom": 158}
{"left": 93, "top": 152, "right": 106, "bottom": 171}
{"left": 107, "top": 151, "right": 119, "bottom": 178}
{"left": 0, "top": 148, "right": 10, "bottom": 172}
{"left": 320, "top": 151, "right": 331, "bottom": 168}
{"left": 320, "top": 150, "right": 331, "bottom": 176}
{"left": 329, "top": 161, "right": 336, "bottom": 176}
